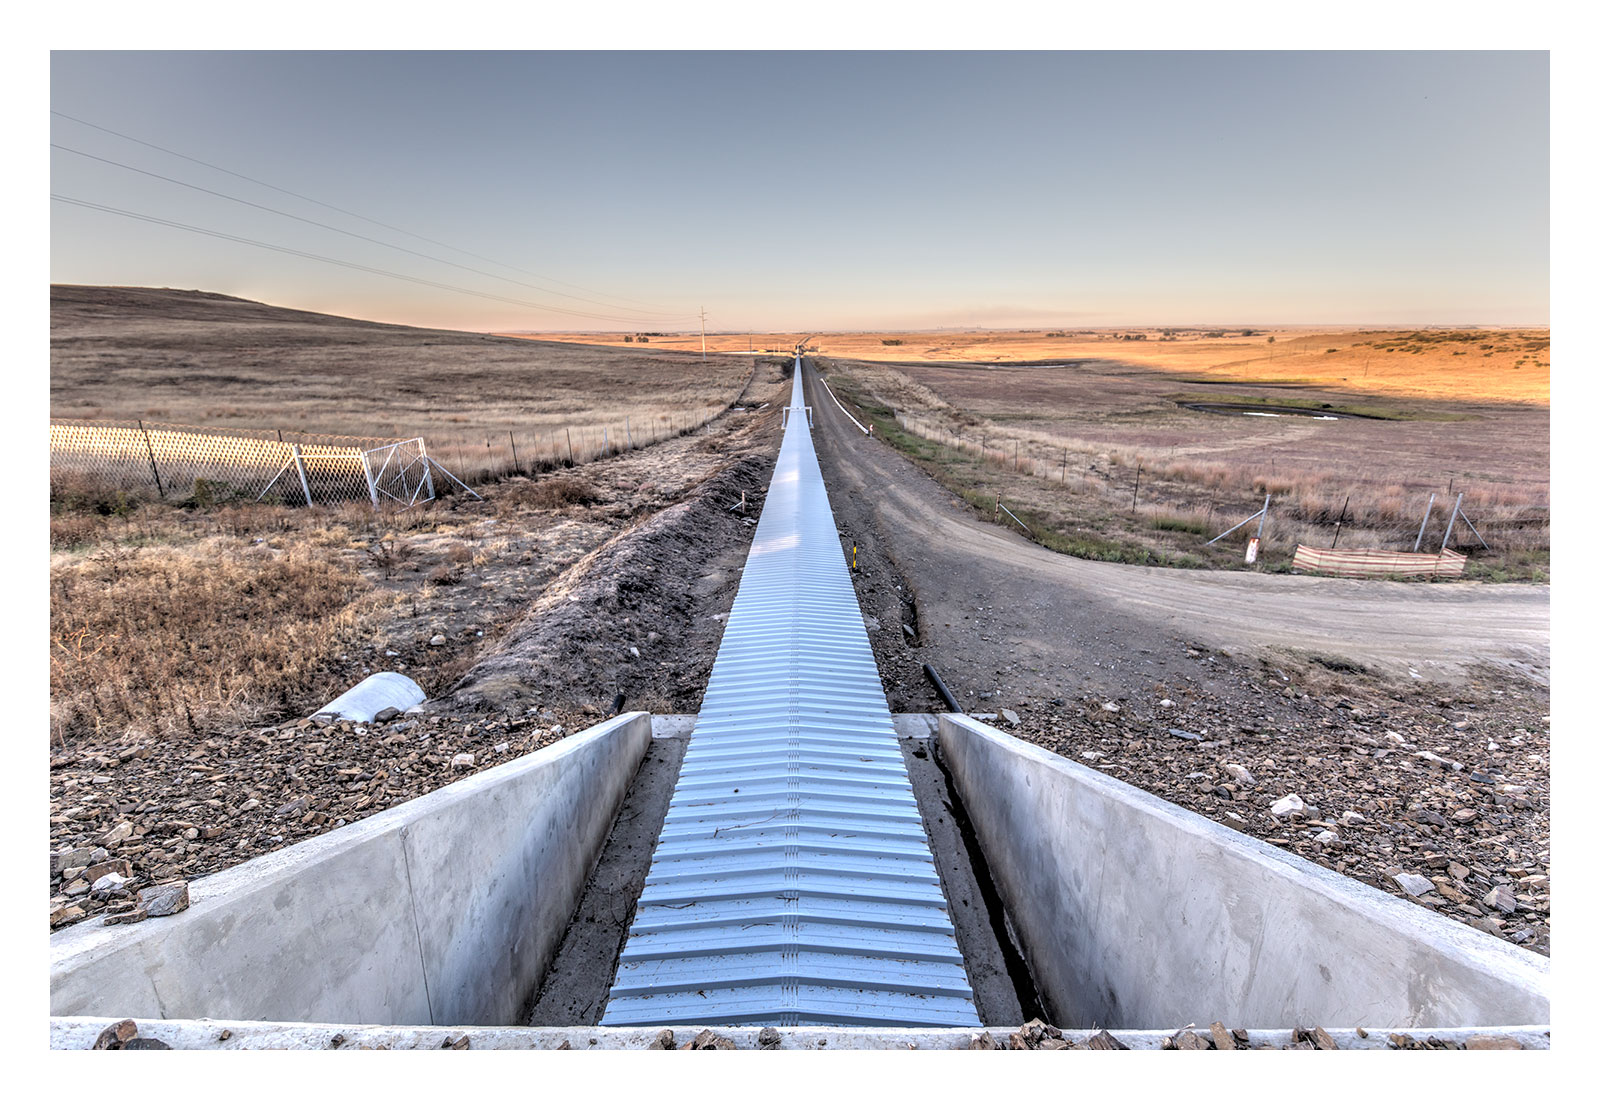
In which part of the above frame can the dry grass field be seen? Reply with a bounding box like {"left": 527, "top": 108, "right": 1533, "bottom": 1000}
{"left": 533, "top": 325, "right": 1550, "bottom": 405}
{"left": 825, "top": 360, "right": 1546, "bottom": 577}
{"left": 51, "top": 286, "right": 762, "bottom": 483}
{"left": 47, "top": 287, "right": 791, "bottom": 748}
{"left": 791, "top": 329, "right": 1548, "bottom": 580}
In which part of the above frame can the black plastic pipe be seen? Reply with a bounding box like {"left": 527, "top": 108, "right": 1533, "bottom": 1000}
{"left": 922, "top": 663, "right": 963, "bottom": 714}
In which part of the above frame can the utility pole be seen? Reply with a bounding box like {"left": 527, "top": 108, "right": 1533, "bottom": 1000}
{"left": 700, "top": 307, "right": 707, "bottom": 362}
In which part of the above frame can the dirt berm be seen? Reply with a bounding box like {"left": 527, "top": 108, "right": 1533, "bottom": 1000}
{"left": 444, "top": 453, "right": 773, "bottom": 718}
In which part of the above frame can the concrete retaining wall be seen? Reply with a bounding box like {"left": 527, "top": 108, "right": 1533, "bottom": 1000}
{"left": 50, "top": 712, "right": 653, "bottom": 1027}
{"left": 937, "top": 714, "right": 1550, "bottom": 1030}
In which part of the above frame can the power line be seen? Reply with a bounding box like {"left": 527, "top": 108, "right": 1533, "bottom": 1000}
{"left": 51, "top": 109, "right": 671, "bottom": 314}
{"left": 51, "top": 193, "right": 688, "bottom": 326}
{"left": 52, "top": 142, "right": 690, "bottom": 322}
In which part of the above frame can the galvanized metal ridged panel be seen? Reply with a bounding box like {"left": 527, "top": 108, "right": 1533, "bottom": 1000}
{"left": 601, "top": 359, "right": 978, "bottom": 1028}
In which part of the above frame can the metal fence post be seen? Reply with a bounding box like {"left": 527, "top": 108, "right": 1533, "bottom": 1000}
{"left": 418, "top": 439, "right": 437, "bottom": 501}
{"left": 1413, "top": 492, "right": 1436, "bottom": 553}
{"left": 137, "top": 419, "right": 165, "bottom": 499}
{"left": 360, "top": 449, "right": 381, "bottom": 510}
{"left": 1439, "top": 493, "right": 1464, "bottom": 551}
{"left": 291, "top": 443, "right": 314, "bottom": 507}
{"left": 626, "top": 417, "right": 633, "bottom": 450}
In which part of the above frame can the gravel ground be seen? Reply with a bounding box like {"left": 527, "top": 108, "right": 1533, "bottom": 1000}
{"left": 48, "top": 705, "right": 598, "bottom": 928}
{"left": 1003, "top": 646, "right": 1551, "bottom": 953}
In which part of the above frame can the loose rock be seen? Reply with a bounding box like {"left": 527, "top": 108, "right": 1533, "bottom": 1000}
{"left": 1083, "top": 1029, "right": 1128, "bottom": 1050}
{"left": 121, "top": 1036, "right": 173, "bottom": 1049}
{"left": 139, "top": 881, "right": 191, "bottom": 918}
{"left": 1393, "top": 873, "right": 1436, "bottom": 897}
{"left": 685, "top": 1028, "right": 736, "bottom": 1051}
{"left": 91, "top": 1019, "right": 139, "bottom": 1050}
{"left": 1484, "top": 884, "right": 1517, "bottom": 913}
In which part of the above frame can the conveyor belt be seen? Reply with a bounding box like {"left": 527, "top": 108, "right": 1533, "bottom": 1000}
{"left": 600, "top": 356, "right": 979, "bottom": 1027}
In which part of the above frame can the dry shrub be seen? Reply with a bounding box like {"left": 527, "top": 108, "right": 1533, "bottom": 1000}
{"left": 50, "top": 539, "right": 371, "bottom": 744}
{"left": 499, "top": 476, "right": 602, "bottom": 511}
{"left": 1166, "top": 460, "right": 1234, "bottom": 490}
{"left": 50, "top": 513, "right": 103, "bottom": 550}
{"left": 50, "top": 473, "right": 148, "bottom": 516}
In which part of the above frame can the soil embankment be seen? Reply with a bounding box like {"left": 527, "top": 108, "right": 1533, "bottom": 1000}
{"left": 446, "top": 450, "right": 773, "bottom": 717}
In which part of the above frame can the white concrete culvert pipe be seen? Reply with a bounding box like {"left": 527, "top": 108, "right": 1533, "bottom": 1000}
{"left": 315, "top": 671, "right": 425, "bottom": 722}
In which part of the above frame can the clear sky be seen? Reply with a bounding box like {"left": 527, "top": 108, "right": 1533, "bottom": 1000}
{"left": 49, "top": 50, "right": 1549, "bottom": 332}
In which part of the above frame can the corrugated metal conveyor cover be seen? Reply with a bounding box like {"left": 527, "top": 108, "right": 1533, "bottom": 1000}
{"left": 600, "top": 357, "right": 979, "bottom": 1027}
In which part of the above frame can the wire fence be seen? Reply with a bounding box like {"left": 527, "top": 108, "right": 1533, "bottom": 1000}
{"left": 50, "top": 403, "right": 736, "bottom": 509}
{"left": 881, "top": 408, "right": 1526, "bottom": 566}
{"left": 52, "top": 354, "right": 763, "bottom": 509}
{"left": 431, "top": 407, "right": 731, "bottom": 484}
{"left": 49, "top": 419, "right": 408, "bottom": 505}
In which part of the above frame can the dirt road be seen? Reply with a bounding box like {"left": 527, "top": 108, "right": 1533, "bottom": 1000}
{"left": 804, "top": 360, "right": 1549, "bottom": 708}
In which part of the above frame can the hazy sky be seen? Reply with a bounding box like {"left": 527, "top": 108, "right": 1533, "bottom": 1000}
{"left": 49, "top": 50, "right": 1549, "bottom": 332}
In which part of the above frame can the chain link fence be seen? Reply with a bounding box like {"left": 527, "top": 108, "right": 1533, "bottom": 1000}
{"left": 49, "top": 419, "right": 443, "bottom": 508}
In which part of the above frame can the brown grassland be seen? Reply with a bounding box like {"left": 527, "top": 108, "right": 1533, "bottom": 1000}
{"left": 51, "top": 295, "right": 1550, "bottom": 751}
{"left": 51, "top": 285, "right": 760, "bottom": 482}
{"left": 48, "top": 287, "right": 779, "bottom": 747}
{"left": 532, "top": 323, "right": 1550, "bottom": 404}
{"left": 539, "top": 323, "right": 1547, "bottom": 579}
{"left": 755, "top": 328, "right": 1548, "bottom": 581}
{"left": 51, "top": 292, "right": 1551, "bottom": 755}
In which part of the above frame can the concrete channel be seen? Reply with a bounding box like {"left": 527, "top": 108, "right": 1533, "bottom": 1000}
{"left": 48, "top": 355, "right": 1550, "bottom": 1048}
